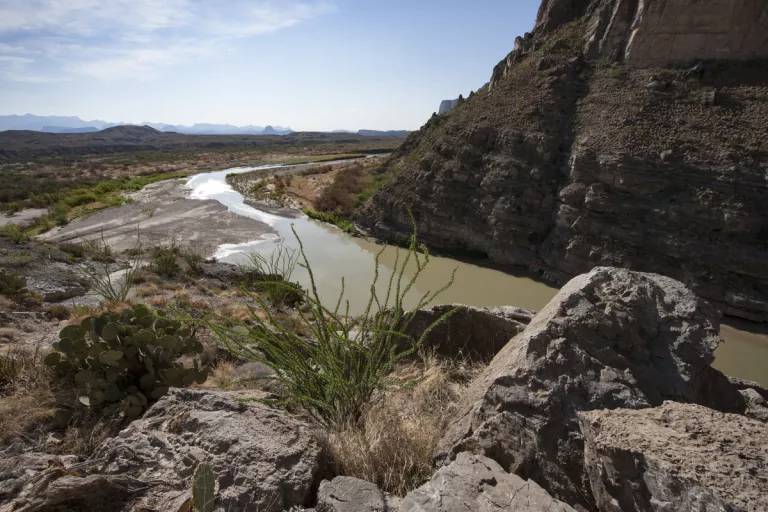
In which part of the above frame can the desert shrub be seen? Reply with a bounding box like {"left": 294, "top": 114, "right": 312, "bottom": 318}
{"left": 49, "top": 201, "right": 71, "bottom": 226}
{"left": 0, "top": 224, "right": 29, "bottom": 244}
{"left": 44, "top": 304, "right": 207, "bottom": 418}
{"left": 47, "top": 304, "right": 71, "bottom": 320}
{"left": 0, "top": 348, "right": 57, "bottom": 441}
{"left": 58, "top": 242, "right": 86, "bottom": 259}
{"left": 151, "top": 242, "right": 180, "bottom": 277}
{"left": 3, "top": 202, "right": 20, "bottom": 214}
{"left": 6, "top": 250, "right": 33, "bottom": 267}
{"left": 210, "top": 222, "right": 456, "bottom": 426}
{"left": 81, "top": 237, "right": 142, "bottom": 303}
{"left": 237, "top": 245, "right": 302, "bottom": 308}
{"left": 182, "top": 247, "right": 204, "bottom": 275}
{"left": 324, "top": 352, "right": 481, "bottom": 495}
{"left": 303, "top": 208, "right": 356, "bottom": 234}
{"left": 0, "top": 271, "right": 27, "bottom": 300}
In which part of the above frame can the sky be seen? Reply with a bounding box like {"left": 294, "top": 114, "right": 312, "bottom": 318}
{"left": 0, "top": 0, "right": 541, "bottom": 131}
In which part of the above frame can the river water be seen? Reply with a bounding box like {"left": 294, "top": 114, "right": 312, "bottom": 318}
{"left": 186, "top": 164, "right": 768, "bottom": 386}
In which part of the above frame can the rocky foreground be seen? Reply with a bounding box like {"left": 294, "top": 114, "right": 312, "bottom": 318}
{"left": 2, "top": 267, "right": 767, "bottom": 511}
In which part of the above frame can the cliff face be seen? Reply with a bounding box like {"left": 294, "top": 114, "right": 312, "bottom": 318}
{"left": 357, "top": 3, "right": 768, "bottom": 322}
{"left": 536, "top": 0, "right": 768, "bottom": 68}
{"left": 438, "top": 98, "right": 459, "bottom": 114}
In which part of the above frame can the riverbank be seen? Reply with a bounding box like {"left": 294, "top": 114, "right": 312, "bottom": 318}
{"left": 13, "top": 159, "right": 768, "bottom": 386}
{"left": 38, "top": 177, "right": 276, "bottom": 258}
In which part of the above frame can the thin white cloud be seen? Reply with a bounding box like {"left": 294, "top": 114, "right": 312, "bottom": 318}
{"left": 0, "top": 0, "right": 334, "bottom": 81}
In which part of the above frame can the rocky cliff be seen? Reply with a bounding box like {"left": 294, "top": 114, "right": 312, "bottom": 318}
{"left": 438, "top": 98, "right": 459, "bottom": 114}
{"left": 357, "top": 0, "right": 768, "bottom": 322}
{"left": 536, "top": 0, "right": 768, "bottom": 68}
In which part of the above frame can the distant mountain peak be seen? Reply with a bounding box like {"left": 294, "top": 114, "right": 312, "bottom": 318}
{"left": 100, "top": 125, "right": 161, "bottom": 136}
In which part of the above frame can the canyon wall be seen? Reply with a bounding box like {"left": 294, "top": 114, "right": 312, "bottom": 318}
{"left": 357, "top": 7, "right": 768, "bottom": 322}
{"left": 536, "top": 0, "right": 768, "bottom": 68}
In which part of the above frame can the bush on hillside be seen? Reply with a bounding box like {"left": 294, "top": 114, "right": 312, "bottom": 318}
{"left": 0, "top": 271, "right": 28, "bottom": 300}
{"left": 0, "top": 224, "right": 29, "bottom": 244}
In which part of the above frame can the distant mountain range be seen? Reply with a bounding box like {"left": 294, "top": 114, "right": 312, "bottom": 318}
{"left": 0, "top": 115, "right": 411, "bottom": 137}
{"left": 0, "top": 114, "right": 292, "bottom": 135}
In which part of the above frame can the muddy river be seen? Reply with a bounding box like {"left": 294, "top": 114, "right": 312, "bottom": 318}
{"left": 187, "top": 164, "right": 768, "bottom": 385}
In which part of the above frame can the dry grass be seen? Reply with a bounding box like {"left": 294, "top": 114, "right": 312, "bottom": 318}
{"left": 0, "top": 348, "right": 57, "bottom": 442}
{"left": 136, "top": 282, "right": 161, "bottom": 297}
{"left": 0, "top": 346, "right": 125, "bottom": 453}
{"left": 173, "top": 289, "right": 211, "bottom": 310}
{"left": 0, "top": 326, "right": 20, "bottom": 341}
{"left": 215, "top": 302, "right": 261, "bottom": 323}
{"left": 218, "top": 289, "right": 245, "bottom": 298}
{"left": 67, "top": 301, "right": 134, "bottom": 324}
{"left": 55, "top": 408, "right": 124, "bottom": 456}
{"left": 0, "top": 296, "right": 14, "bottom": 311}
{"left": 148, "top": 296, "right": 169, "bottom": 309}
{"left": 159, "top": 281, "right": 185, "bottom": 291}
{"left": 321, "top": 352, "right": 484, "bottom": 496}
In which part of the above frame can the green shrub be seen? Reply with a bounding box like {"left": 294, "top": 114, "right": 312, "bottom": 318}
{"left": 209, "top": 223, "right": 456, "bottom": 426}
{"left": 6, "top": 250, "right": 33, "bottom": 267}
{"left": 0, "top": 224, "right": 29, "bottom": 244}
{"left": 0, "top": 271, "right": 27, "bottom": 300}
{"left": 3, "top": 202, "right": 20, "bottom": 214}
{"left": 58, "top": 242, "right": 86, "bottom": 259}
{"left": 181, "top": 247, "right": 204, "bottom": 275}
{"left": 44, "top": 304, "right": 207, "bottom": 418}
{"left": 49, "top": 202, "right": 71, "bottom": 226}
{"left": 151, "top": 243, "right": 180, "bottom": 277}
{"left": 302, "top": 208, "right": 356, "bottom": 234}
{"left": 237, "top": 245, "right": 302, "bottom": 308}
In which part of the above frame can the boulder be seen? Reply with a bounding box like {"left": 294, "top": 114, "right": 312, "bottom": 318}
{"left": 579, "top": 402, "right": 768, "bottom": 512}
{"left": 435, "top": 267, "right": 744, "bottom": 509}
{"left": 404, "top": 304, "right": 535, "bottom": 360}
{"left": 3, "top": 389, "right": 323, "bottom": 512}
{"left": 729, "top": 377, "right": 768, "bottom": 422}
{"left": 400, "top": 452, "right": 576, "bottom": 512}
{"left": 316, "top": 476, "right": 398, "bottom": 512}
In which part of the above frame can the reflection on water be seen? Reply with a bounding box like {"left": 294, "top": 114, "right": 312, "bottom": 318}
{"left": 186, "top": 165, "right": 768, "bottom": 387}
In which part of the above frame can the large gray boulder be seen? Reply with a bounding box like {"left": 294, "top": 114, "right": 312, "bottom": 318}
{"left": 316, "top": 476, "right": 398, "bottom": 512}
{"left": 579, "top": 402, "right": 768, "bottom": 512}
{"left": 435, "top": 267, "right": 744, "bottom": 509}
{"left": 3, "top": 389, "right": 323, "bottom": 512}
{"left": 400, "top": 452, "right": 576, "bottom": 512}
{"left": 404, "top": 304, "right": 535, "bottom": 360}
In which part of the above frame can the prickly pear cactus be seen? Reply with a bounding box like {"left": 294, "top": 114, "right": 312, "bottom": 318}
{"left": 192, "top": 462, "right": 216, "bottom": 512}
{"left": 45, "top": 304, "right": 208, "bottom": 418}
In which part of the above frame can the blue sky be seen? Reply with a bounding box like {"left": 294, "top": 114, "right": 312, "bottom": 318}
{"left": 0, "top": 0, "right": 541, "bottom": 131}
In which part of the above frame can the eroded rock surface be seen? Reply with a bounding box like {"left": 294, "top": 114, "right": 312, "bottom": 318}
{"left": 435, "top": 267, "right": 744, "bottom": 509}
{"left": 536, "top": 0, "right": 768, "bottom": 68}
{"left": 400, "top": 452, "right": 576, "bottom": 512}
{"left": 579, "top": 402, "right": 768, "bottom": 512}
{"left": 316, "top": 476, "right": 397, "bottom": 512}
{"left": 404, "top": 304, "right": 535, "bottom": 360}
{"left": 3, "top": 389, "right": 323, "bottom": 512}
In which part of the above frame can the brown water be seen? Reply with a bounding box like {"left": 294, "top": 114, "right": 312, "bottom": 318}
{"left": 191, "top": 164, "right": 768, "bottom": 387}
